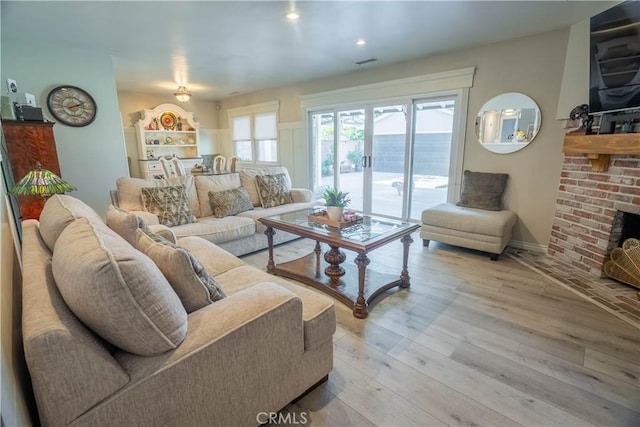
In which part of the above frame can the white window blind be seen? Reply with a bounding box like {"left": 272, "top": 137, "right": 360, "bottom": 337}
{"left": 228, "top": 102, "right": 279, "bottom": 164}
{"left": 232, "top": 116, "right": 251, "bottom": 141}
{"left": 254, "top": 112, "right": 277, "bottom": 139}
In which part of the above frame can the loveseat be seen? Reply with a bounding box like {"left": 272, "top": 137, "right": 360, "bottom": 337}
{"left": 112, "top": 166, "right": 319, "bottom": 257}
{"left": 22, "top": 194, "right": 335, "bottom": 426}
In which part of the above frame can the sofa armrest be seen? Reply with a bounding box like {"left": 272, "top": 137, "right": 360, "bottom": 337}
{"left": 147, "top": 224, "right": 177, "bottom": 243}
{"left": 80, "top": 283, "right": 304, "bottom": 426}
{"left": 290, "top": 188, "right": 313, "bottom": 203}
{"left": 130, "top": 210, "right": 160, "bottom": 225}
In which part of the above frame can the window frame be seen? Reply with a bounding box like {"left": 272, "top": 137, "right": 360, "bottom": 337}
{"left": 228, "top": 101, "right": 280, "bottom": 165}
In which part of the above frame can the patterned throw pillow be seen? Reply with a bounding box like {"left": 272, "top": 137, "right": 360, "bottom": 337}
{"left": 137, "top": 228, "right": 226, "bottom": 313}
{"left": 207, "top": 186, "right": 254, "bottom": 218}
{"left": 456, "top": 170, "right": 509, "bottom": 211}
{"left": 255, "top": 173, "right": 293, "bottom": 208}
{"left": 141, "top": 184, "right": 196, "bottom": 227}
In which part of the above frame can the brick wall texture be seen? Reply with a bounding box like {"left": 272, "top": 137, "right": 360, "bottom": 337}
{"left": 548, "top": 154, "right": 640, "bottom": 276}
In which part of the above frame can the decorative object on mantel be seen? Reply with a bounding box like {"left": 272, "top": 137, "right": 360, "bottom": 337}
{"left": 604, "top": 238, "right": 640, "bottom": 298}
{"left": 11, "top": 162, "right": 76, "bottom": 197}
{"left": 568, "top": 104, "right": 594, "bottom": 134}
{"left": 174, "top": 86, "right": 191, "bottom": 102}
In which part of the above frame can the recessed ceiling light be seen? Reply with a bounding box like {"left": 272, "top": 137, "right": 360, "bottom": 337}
{"left": 356, "top": 39, "right": 366, "bottom": 46}
{"left": 286, "top": 11, "right": 300, "bottom": 20}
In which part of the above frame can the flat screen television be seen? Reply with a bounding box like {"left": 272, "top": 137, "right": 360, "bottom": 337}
{"left": 589, "top": 1, "right": 640, "bottom": 114}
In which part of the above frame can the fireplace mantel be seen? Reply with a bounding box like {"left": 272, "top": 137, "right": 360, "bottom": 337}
{"left": 563, "top": 132, "right": 640, "bottom": 171}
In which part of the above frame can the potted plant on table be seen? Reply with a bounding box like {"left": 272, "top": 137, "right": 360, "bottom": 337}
{"left": 322, "top": 187, "right": 351, "bottom": 221}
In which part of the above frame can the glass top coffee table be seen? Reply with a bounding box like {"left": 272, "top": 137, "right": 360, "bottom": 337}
{"left": 258, "top": 209, "right": 420, "bottom": 318}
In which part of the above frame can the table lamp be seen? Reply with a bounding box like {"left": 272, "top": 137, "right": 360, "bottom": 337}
{"left": 10, "top": 162, "right": 76, "bottom": 197}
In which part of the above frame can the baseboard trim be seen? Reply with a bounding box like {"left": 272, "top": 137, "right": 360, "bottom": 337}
{"left": 508, "top": 240, "right": 547, "bottom": 254}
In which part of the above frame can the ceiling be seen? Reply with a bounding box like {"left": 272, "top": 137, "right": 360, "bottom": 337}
{"left": 1, "top": 1, "right": 617, "bottom": 101}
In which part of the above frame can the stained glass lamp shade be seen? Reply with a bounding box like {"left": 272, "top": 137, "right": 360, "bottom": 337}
{"left": 11, "top": 162, "right": 76, "bottom": 197}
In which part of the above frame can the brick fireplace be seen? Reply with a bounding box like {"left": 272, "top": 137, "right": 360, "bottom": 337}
{"left": 549, "top": 153, "right": 640, "bottom": 276}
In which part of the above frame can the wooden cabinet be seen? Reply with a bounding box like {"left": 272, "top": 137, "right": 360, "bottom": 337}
{"left": 134, "top": 103, "right": 201, "bottom": 179}
{"left": 1, "top": 120, "right": 61, "bottom": 220}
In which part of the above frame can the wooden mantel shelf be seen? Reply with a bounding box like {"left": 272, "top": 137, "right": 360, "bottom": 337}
{"left": 563, "top": 132, "right": 640, "bottom": 171}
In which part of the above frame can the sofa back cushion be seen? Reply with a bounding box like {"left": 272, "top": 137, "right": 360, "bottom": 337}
{"left": 137, "top": 229, "right": 226, "bottom": 312}
{"left": 239, "top": 167, "right": 291, "bottom": 207}
{"left": 116, "top": 175, "right": 200, "bottom": 217}
{"left": 194, "top": 173, "right": 242, "bottom": 217}
{"left": 21, "top": 220, "right": 130, "bottom": 426}
{"left": 52, "top": 218, "right": 188, "bottom": 356}
{"left": 39, "top": 194, "right": 104, "bottom": 252}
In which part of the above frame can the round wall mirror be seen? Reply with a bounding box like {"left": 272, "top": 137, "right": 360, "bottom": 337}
{"left": 476, "top": 92, "right": 541, "bottom": 154}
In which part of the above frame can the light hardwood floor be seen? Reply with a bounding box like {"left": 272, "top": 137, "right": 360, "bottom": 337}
{"left": 241, "top": 234, "right": 640, "bottom": 427}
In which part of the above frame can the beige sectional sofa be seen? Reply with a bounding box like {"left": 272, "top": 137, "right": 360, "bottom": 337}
{"left": 113, "top": 166, "right": 319, "bottom": 256}
{"left": 22, "top": 194, "right": 335, "bottom": 426}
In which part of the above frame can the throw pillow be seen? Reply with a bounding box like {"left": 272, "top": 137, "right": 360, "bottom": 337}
{"left": 136, "top": 228, "right": 226, "bottom": 312}
{"left": 456, "top": 170, "right": 509, "bottom": 211}
{"left": 207, "top": 186, "right": 254, "bottom": 218}
{"left": 106, "top": 205, "right": 177, "bottom": 245}
{"left": 255, "top": 173, "right": 293, "bottom": 208}
{"left": 141, "top": 184, "right": 196, "bottom": 227}
{"left": 52, "top": 218, "right": 187, "bottom": 356}
{"left": 106, "top": 205, "right": 148, "bottom": 247}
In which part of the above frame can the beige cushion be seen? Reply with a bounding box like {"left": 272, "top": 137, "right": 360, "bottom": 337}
{"left": 52, "top": 218, "right": 187, "bottom": 356}
{"left": 105, "top": 205, "right": 146, "bottom": 246}
{"left": 194, "top": 174, "right": 242, "bottom": 218}
{"left": 422, "top": 203, "right": 516, "bottom": 237}
{"left": 456, "top": 170, "right": 509, "bottom": 211}
{"left": 116, "top": 175, "right": 200, "bottom": 217}
{"left": 208, "top": 186, "right": 254, "bottom": 218}
{"left": 255, "top": 174, "right": 294, "bottom": 208}
{"left": 142, "top": 185, "right": 196, "bottom": 227}
{"left": 137, "top": 229, "right": 226, "bottom": 313}
{"left": 107, "top": 205, "right": 177, "bottom": 245}
{"left": 214, "top": 265, "right": 335, "bottom": 350}
{"left": 38, "top": 194, "right": 104, "bottom": 252}
{"left": 239, "top": 167, "right": 291, "bottom": 206}
{"left": 177, "top": 236, "right": 246, "bottom": 277}
{"left": 170, "top": 216, "right": 255, "bottom": 243}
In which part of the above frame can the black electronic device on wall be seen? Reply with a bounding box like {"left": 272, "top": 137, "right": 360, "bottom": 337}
{"left": 589, "top": 1, "right": 640, "bottom": 114}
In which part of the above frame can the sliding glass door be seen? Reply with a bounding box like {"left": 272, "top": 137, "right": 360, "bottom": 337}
{"left": 310, "top": 93, "right": 461, "bottom": 221}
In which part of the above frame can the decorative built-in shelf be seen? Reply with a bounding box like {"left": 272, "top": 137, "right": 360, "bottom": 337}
{"left": 563, "top": 132, "right": 640, "bottom": 171}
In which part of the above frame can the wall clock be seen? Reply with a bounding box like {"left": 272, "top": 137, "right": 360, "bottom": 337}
{"left": 46, "top": 85, "right": 97, "bottom": 127}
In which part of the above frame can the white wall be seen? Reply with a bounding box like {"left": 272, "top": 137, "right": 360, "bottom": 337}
{"left": 1, "top": 40, "right": 129, "bottom": 217}
{"left": 217, "top": 29, "right": 573, "bottom": 249}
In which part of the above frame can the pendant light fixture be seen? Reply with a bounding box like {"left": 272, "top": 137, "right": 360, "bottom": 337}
{"left": 174, "top": 86, "right": 192, "bottom": 102}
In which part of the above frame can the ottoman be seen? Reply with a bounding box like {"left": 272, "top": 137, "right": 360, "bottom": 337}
{"left": 420, "top": 202, "right": 517, "bottom": 260}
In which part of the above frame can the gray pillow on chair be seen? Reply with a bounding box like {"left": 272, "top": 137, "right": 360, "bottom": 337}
{"left": 456, "top": 170, "right": 508, "bottom": 211}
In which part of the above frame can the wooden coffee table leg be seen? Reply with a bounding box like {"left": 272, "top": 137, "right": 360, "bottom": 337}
{"left": 353, "top": 252, "right": 370, "bottom": 318}
{"left": 265, "top": 226, "right": 276, "bottom": 274}
{"left": 400, "top": 233, "right": 414, "bottom": 288}
{"left": 314, "top": 241, "right": 322, "bottom": 278}
{"left": 324, "top": 245, "right": 346, "bottom": 286}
